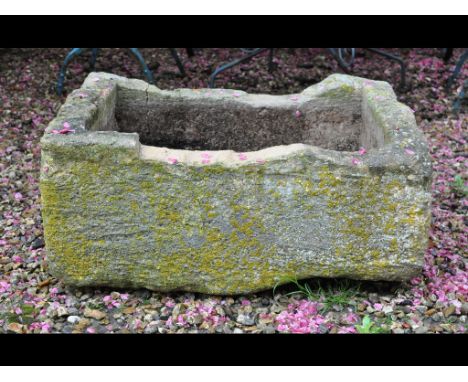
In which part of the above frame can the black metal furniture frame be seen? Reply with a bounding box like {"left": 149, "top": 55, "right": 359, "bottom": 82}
{"left": 207, "top": 48, "right": 408, "bottom": 90}
{"left": 208, "top": 48, "right": 275, "bottom": 88}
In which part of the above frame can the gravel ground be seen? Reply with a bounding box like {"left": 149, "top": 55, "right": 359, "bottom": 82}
{"left": 0, "top": 48, "right": 466, "bottom": 334}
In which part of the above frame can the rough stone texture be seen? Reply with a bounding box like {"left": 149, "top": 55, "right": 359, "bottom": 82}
{"left": 40, "top": 72, "right": 432, "bottom": 294}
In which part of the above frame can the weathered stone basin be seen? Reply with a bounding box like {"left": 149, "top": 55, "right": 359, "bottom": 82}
{"left": 40, "top": 72, "right": 432, "bottom": 294}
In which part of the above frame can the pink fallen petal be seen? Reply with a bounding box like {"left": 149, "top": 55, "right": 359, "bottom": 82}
{"left": 233, "top": 91, "right": 241, "bottom": 97}
{"left": 345, "top": 313, "right": 359, "bottom": 324}
{"left": 358, "top": 147, "right": 367, "bottom": 155}
{"left": 410, "top": 277, "right": 421, "bottom": 285}
{"left": 238, "top": 153, "right": 248, "bottom": 161}
{"left": 51, "top": 127, "right": 75, "bottom": 135}
{"left": 295, "top": 110, "right": 302, "bottom": 118}
{"left": 12, "top": 255, "right": 22, "bottom": 263}
{"left": 338, "top": 326, "right": 357, "bottom": 334}
{"left": 373, "top": 303, "right": 383, "bottom": 311}
{"left": 256, "top": 159, "right": 266, "bottom": 164}
{"left": 0, "top": 281, "right": 11, "bottom": 293}
{"left": 14, "top": 192, "right": 23, "bottom": 201}
{"left": 277, "top": 324, "right": 288, "bottom": 332}
{"left": 351, "top": 157, "right": 361, "bottom": 165}
{"left": 32, "top": 116, "right": 43, "bottom": 126}
{"left": 404, "top": 148, "right": 416, "bottom": 156}
{"left": 177, "top": 315, "right": 186, "bottom": 324}
{"left": 63, "top": 122, "right": 71, "bottom": 129}
{"left": 86, "top": 327, "right": 96, "bottom": 334}
{"left": 167, "top": 157, "right": 179, "bottom": 165}
{"left": 202, "top": 159, "right": 211, "bottom": 164}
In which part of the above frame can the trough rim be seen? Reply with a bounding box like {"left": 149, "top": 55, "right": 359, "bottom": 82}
{"left": 41, "top": 72, "right": 431, "bottom": 176}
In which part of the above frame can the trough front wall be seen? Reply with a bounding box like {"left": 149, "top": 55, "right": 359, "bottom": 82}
{"left": 40, "top": 139, "right": 431, "bottom": 294}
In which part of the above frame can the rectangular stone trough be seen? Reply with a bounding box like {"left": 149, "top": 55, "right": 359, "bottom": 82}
{"left": 40, "top": 72, "right": 432, "bottom": 294}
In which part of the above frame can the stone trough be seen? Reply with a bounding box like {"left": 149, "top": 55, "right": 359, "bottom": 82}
{"left": 40, "top": 72, "right": 432, "bottom": 294}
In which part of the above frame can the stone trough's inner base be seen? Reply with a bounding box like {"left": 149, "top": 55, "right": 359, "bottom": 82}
{"left": 39, "top": 73, "right": 432, "bottom": 295}
{"left": 115, "top": 89, "right": 365, "bottom": 152}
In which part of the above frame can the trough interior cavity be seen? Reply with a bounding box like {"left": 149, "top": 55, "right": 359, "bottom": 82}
{"left": 108, "top": 90, "right": 384, "bottom": 152}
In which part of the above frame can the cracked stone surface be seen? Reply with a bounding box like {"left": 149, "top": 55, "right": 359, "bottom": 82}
{"left": 39, "top": 72, "right": 432, "bottom": 294}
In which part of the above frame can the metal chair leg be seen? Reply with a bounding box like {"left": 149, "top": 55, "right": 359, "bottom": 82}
{"left": 268, "top": 48, "right": 276, "bottom": 72}
{"left": 453, "top": 79, "right": 467, "bottom": 113}
{"left": 90, "top": 48, "right": 99, "bottom": 70}
{"left": 365, "top": 48, "right": 407, "bottom": 90}
{"left": 209, "top": 48, "right": 268, "bottom": 88}
{"left": 169, "top": 48, "right": 186, "bottom": 76}
{"left": 57, "top": 48, "right": 84, "bottom": 95}
{"left": 327, "top": 48, "right": 356, "bottom": 72}
{"left": 128, "top": 48, "right": 155, "bottom": 84}
{"left": 446, "top": 49, "right": 468, "bottom": 90}
{"left": 443, "top": 48, "right": 454, "bottom": 62}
